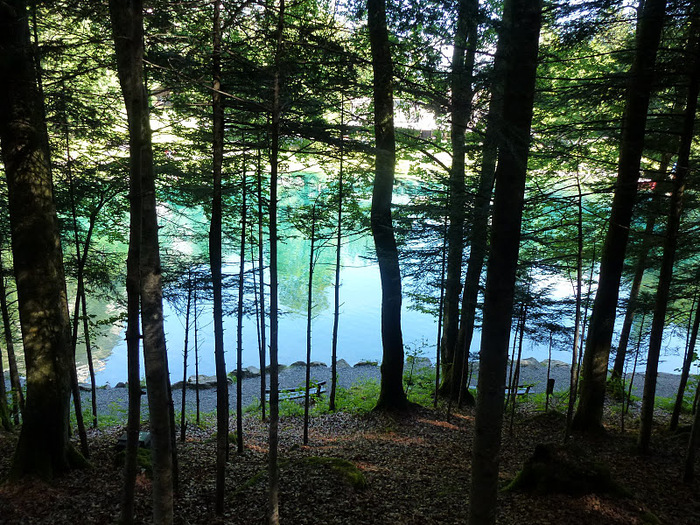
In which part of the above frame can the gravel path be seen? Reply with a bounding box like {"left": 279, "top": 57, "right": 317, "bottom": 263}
{"left": 4, "top": 357, "right": 689, "bottom": 421}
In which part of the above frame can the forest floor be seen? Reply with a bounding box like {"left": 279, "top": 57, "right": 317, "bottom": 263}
{"left": 1, "top": 394, "right": 699, "bottom": 525}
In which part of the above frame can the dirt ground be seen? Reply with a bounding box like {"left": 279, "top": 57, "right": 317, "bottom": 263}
{"left": 1, "top": 401, "right": 699, "bottom": 524}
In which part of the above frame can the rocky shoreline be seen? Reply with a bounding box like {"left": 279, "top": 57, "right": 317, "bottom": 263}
{"left": 3, "top": 356, "right": 691, "bottom": 421}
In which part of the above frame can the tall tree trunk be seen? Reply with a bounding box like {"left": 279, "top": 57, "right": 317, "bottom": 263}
{"left": 440, "top": 0, "right": 478, "bottom": 400}
{"left": 181, "top": 276, "right": 192, "bottom": 442}
{"left": 210, "top": 0, "right": 229, "bottom": 515}
{"left": 80, "top": 284, "right": 98, "bottom": 427}
{"left": 0, "top": 262, "right": 24, "bottom": 424}
{"left": 257, "top": 146, "right": 267, "bottom": 420}
{"left": 194, "top": 287, "right": 201, "bottom": 426}
{"left": 434, "top": 217, "right": 448, "bottom": 408}
{"left": 565, "top": 175, "right": 585, "bottom": 440}
{"left": 1, "top": 0, "right": 81, "bottom": 480}
{"left": 452, "top": 35, "right": 505, "bottom": 401}
{"left": 0, "top": 339, "right": 11, "bottom": 431}
{"left": 109, "top": 1, "right": 173, "bottom": 522}
{"left": 611, "top": 154, "right": 672, "bottom": 382}
{"left": 304, "top": 204, "right": 317, "bottom": 445}
{"left": 684, "top": 380, "right": 700, "bottom": 482}
{"left": 367, "top": 0, "right": 408, "bottom": 411}
{"left": 467, "top": 1, "right": 542, "bottom": 523}
{"left": 268, "top": 1, "right": 285, "bottom": 522}
{"left": 671, "top": 290, "right": 700, "bottom": 430}
{"left": 638, "top": 9, "right": 699, "bottom": 453}
{"left": 330, "top": 99, "right": 344, "bottom": 412}
{"left": 236, "top": 161, "right": 246, "bottom": 455}
{"left": 63, "top": 105, "right": 88, "bottom": 456}
{"left": 573, "top": 0, "right": 667, "bottom": 432}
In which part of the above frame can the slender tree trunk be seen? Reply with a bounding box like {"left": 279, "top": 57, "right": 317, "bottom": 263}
{"left": 194, "top": 287, "right": 201, "bottom": 426}
{"left": 304, "top": 204, "right": 317, "bottom": 445}
{"left": 0, "top": 264, "right": 24, "bottom": 424}
{"left": 623, "top": 313, "right": 646, "bottom": 430}
{"left": 69, "top": 338, "right": 89, "bottom": 458}
{"left": 330, "top": 100, "right": 344, "bottom": 412}
{"left": 573, "top": 0, "right": 667, "bottom": 433}
{"left": 81, "top": 286, "right": 98, "bottom": 427}
{"left": 180, "top": 277, "right": 192, "bottom": 442}
{"left": 1, "top": 0, "right": 81, "bottom": 480}
{"left": 565, "top": 176, "right": 585, "bottom": 440}
{"left": 268, "top": 2, "right": 285, "bottom": 522}
{"left": 210, "top": 0, "right": 229, "bottom": 514}
{"left": 545, "top": 332, "right": 552, "bottom": 412}
{"left": 63, "top": 107, "right": 88, "bottom": 454}
{"left": 257, "top": 147, "right": 267, "bottom": 420}
{"left": 639, "top": 10, "right": 699, "bottom": 453}
{"left": 237, "top": 161, "right": 246, "bottom": 455}
{"left": 367, "top": 0, "right": 408, "bottom": 411}
{"left": 684, "top": 380, "right": 700, "bottom": 482}
{"left": 434, "top": 216, "right": 448, "bottom": 409}
{"left": 440, "top": 0, "right": 478, "bottom": 400}
{"left": 452, "top": 40, "right": 504, "bottom": 402}
{"left": 671, "top": 291, "right": 700, "bottom": 430}
{"left": 109, "top": 1, "right": 173, "bottom": 521}
{"left": 0, "top": 342, "right": 11, "bottom": 431}
{"left": 611, "top": 154, "right": 672, "bottom": 382}
{"left": 508, "top": 305, "right": 527, "bottom": 435}
{"left": 468, "top": 1, "right": 542, "bottom": 523}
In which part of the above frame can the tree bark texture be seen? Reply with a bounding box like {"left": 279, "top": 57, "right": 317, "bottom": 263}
{"left": 611, "top": 155, "right": 671, "bottom": 382}
{"left": 210, "top": 0, "right": 229, "bottom": 515}
{"left": 638, "top": 7, "right": 699, "bottom": 453}
{"left": 109, "top": 1, "right": 173, "bottom": 522}
{"left": 573, "top": 0, "right": 667, "bottom": 432}
{"left": 268, "top": 1, "right": 285, "bottom": 521}
{"left": 440, "top": 0, "right": 478, "bottom": 400}
{"left": 0, "top": 0, "right": 80, "bottom": 480}
{"left": 467, "top": 0, "right": 542, "bottom": 523}
{"left": 452, "top": 33, "right": 505, "bottom": 400}
{"left": 237, "top": 162, "right": 246, "bottom": 454}
{"left": 368, "top": 0, "right": 408, "bottom": 411}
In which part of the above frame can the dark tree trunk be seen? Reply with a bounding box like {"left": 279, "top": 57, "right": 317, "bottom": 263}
{"left": 210, "top": 0, "right": 229, "bottom": 514}
{"left": 1, "top": 0, "right": 81, "bottom": 480}
{"left": 452, "top": 35, "right": 505, "bottom": 402}
{"left": 573, "top": 0, "right": 667, "bottom": 433}
{"left": 685, "top": 381, "right": 700, "bottom": 482}
{"left": 0, "top": 341, "right": 11, "bottom": 431}
{"left": 638, "top": 9, "right": 699, "bottom": 453}
{"left": 64, "top": 113, "right": 88, "bottom": 455}
{"left": 268, "top": 1, "right": 285, "bottom": 521}
{"left": 0, "top": 263, "right": 24, "bottom": 424}
{"left": 257, "top": 147, "right": 267, "bottom": 420}
{"left": 109, "top": 1, "right": 173, "bottom": 522}
{"left": 611, "top": 155, "right": 671, "bottom": 383}
{"left": 367, "top": 0, "right": 408, "bottom": 411}
{"left": 330, "top": 100, "right": 344, "bottom": 412}
{"left": 440, "top": 0, "right": 478, "bottom": 400}
{"left": 565, "top": 176, "right": 585, "bottom": 440}
{"left": 304, "top": 204, "right": 317, "bottom": 445}
{"left": 467, "top": 0, "right": 542, "bottom": 523}
{"left": 671, "top": 292, "right": 700, "bottom": 430}
{"left": 180, "top": 276, "right": 192, "bottom": 442}
{"left": 236, "top": 161, "right": 246, "bottom": 455}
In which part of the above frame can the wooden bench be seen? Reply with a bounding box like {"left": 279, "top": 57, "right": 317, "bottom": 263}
{"left": 265, "top": 381, "right": 327, "bottom": 402}
{"left": 505, "top": 383, "right": 534, "bottom": 397}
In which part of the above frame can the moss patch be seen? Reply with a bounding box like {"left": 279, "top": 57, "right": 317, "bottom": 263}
{"left": 114, "top": 448, "right": 152, "bottom": 478}
{"left": 304, "top": 457, "right": 367, "bottom": 490}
